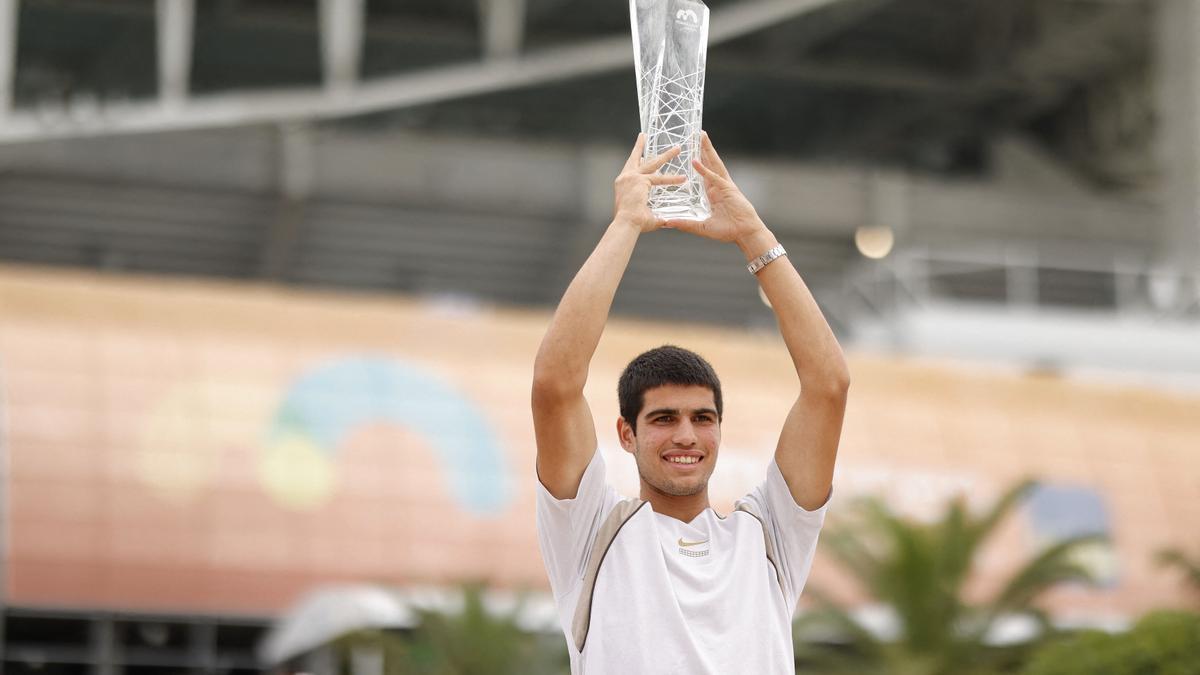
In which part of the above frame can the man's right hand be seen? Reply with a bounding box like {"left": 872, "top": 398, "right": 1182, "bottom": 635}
{"left": 613, "top": 133, "right": 686, "bottom": 232}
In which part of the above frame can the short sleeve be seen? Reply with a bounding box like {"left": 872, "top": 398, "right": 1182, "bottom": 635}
{"left": 534, "top": 449, "right": 621, "bottom": 598}
{"left": 736, "top": 460, "right": 830, "bottom": 611}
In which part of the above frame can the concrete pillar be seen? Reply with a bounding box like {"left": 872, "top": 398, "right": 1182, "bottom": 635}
{"left": 156, "top": 0, "right": 194, "bottom": 106}
{"left": 0, "top": 0, "right": 17, "bottom": 118}
{"left": 319, "top": 0, "right": 364, "bottom": 95}
{"left": 1156, "top": 0, "right": 1200, "bottom": 280}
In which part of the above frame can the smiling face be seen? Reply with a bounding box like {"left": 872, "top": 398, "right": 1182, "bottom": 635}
{"left": 618, "top": 384, "right": 721, "bottom": 499}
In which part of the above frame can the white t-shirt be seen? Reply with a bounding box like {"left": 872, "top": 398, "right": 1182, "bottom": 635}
{"left": 536, "top": 450, "right": 828, "bottom": 674}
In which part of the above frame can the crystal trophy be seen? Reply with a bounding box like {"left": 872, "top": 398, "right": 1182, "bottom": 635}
{"left": 630, "top": 0, "right": 711, "bottom": 221}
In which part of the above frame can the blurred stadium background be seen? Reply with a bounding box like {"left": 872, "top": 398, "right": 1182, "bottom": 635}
{"left": 0, "top": 0, "right": 1198, "bottom": 673}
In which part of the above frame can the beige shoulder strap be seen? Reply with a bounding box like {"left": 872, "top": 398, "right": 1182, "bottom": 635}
{"left": 571, "top": 498, "right": 647, "bottom": 653}
{"left": 734, "top": 502, "right": 786, "bottom": 598}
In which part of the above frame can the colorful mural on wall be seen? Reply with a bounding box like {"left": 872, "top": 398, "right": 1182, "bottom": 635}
{"left": 134, "top": 356, "right": 513, "bottom": 514}
{"left": 0, "top": 266, "right": 1197, "bottom": 619}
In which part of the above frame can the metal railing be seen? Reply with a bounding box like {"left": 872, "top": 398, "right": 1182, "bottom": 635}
{"left": 843, "top": 245, "right": 1200, "bottom": 321}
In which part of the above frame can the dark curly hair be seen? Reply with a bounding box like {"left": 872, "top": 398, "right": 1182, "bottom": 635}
{"left": 618, "top": 345, "right": 723, "bottom": 432}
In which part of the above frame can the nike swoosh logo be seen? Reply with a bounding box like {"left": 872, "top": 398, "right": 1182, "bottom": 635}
{"left": 678, "top": 538, "right": 709, "bottom": 548}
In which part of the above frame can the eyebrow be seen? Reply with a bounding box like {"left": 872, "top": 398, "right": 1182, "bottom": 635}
{"left": 644, "top": 407, "right": 719, "bottom": 418}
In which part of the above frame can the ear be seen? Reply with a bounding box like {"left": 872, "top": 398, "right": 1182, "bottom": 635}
{"left": 616, "top": 417, "right": 637, "bottom": 454}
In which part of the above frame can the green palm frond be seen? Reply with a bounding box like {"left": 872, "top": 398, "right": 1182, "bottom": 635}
{"left": 1156, "top": 547, "right": 1200, "bottom": 591}
{"left": 821, "top": 523, "right": 884, "bottom": 589}
{"left": 334, "top": 629, "right": 410, "bottom": 675}
{"left": 796, "top": 478, "right": 1103, "bottom": 675}
{"left": 938, "top": 497, "right": 973, "bottom": 584}
{"left": 967, "top": 480, "right": 1038, "bottom": 551}
{"left": 397, "top": 584, "right": 567, "bottom": 675}
{"left": 797, "top": 587, "right": 886, "bottom": 655}
{"left": 989, "top": 533, "right": 1105, "bottom": 616}
{"left": 795, "top": 591, "right": 888, "bottom": 675}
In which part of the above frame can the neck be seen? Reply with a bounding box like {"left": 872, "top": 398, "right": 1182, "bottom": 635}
{"left": 640, "top": 482, "right": 711, "bottom": 522}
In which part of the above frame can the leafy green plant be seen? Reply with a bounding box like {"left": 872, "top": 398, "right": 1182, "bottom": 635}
{"left": 1021, "top": 610, "right": 1200, "bottom": 675}
{"left": 401, "top": 583, "right": 565, "bottom": 675}
{"left": 333, "top": 584, "right": 568, "bottom": 675}
{"left": 1157, "top": 545, "right": 1200, "bottom": 597}
{"left": 796, "top": 480, "right": 1105, "bottom": 675}
{"left": 334, "top": 628, "right": 408, "bottom": 675}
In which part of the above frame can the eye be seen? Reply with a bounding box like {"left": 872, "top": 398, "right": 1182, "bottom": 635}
{"left": 653, "top": 415, "right": 675, "bottom": 424}
{"left": 694, "top": 414, "right": 715, "bottom": 424}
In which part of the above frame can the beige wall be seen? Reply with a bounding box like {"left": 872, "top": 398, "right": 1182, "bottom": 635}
{"left": 0, "top": 264, "right": 1197, "bottom": 618}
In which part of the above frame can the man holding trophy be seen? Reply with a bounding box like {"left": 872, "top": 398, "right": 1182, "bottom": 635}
{"left": 532, "top": 1, "right": 850, "bottom": 672}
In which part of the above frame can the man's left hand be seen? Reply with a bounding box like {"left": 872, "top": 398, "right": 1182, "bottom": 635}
{"left": 663, "top": 131, "right": 766, "bottom": 247}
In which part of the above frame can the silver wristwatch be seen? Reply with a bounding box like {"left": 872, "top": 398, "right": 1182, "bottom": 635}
{"left": 746, "top": 244, "right": 787, "bottom": 275}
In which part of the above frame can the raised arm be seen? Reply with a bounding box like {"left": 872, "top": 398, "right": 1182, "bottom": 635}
{"left": 532, "top": 135, "right": 683, "bottom": 499}
{"left": 666, "top": 132, "right": 850, "bottom": 511}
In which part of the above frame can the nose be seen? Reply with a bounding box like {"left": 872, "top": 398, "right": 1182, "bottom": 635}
{"left": 672, "top": 418, "right": 697, "bottom": 446}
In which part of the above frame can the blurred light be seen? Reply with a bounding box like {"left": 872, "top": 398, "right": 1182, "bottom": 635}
{"left": 35, "top": 98, "right": 67, "bottom": 128}
{"left": 855, "top": 225, "right": 894, "bottom": 259}
{"left": 1024, "top": 358, "right": 1063, "bottom": 379}
{"left": 423, "top": 291, "right": 484, "bottom": 317}
{"left": 68, "top": 92, "right": 102, "bottom": 123}
{"left": 1148, "top": 270, "right": 1180, "bottom": 309}
{"left": 138, "top": 622, "right": 170, "bottom": 647}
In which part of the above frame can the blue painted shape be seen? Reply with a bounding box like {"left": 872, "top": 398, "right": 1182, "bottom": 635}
{"left": 268, "top": 355, "right": 510, "bottom": 514}
{"left": 1027, "top": 484, "right": 1110, "bottom": 540}
{"left": 1027, "top": 483, "right": 1117, "bottom": 586}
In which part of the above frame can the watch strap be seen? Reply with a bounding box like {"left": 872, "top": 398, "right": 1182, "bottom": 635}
{"left": 747, "top": 244, "right": 787, "bottom": 275}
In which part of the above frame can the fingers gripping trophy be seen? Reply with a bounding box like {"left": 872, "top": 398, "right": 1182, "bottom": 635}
{"left": 631, "top": 0, "right": 711, "bottom": 221}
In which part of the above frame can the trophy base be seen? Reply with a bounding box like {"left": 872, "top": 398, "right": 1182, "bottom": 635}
{"left": 651, "top": 203, "right": 711, "bottom": 222}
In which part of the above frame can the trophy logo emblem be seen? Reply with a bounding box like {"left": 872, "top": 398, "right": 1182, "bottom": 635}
{"left": 675, "top": 9, "right": 699, "bottom": 23}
